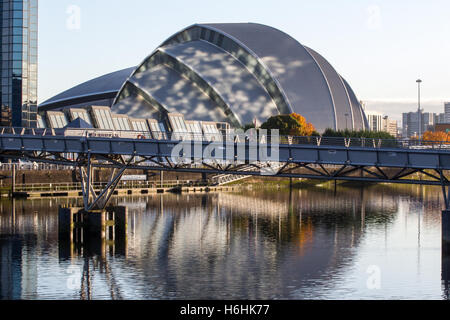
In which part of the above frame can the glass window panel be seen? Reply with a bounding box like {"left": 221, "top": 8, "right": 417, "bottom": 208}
{"left": 112, "top": 118, "right": 119, "bottom": 130}
{"left": 12, "top": 61, "right": 21, "bottom": 69}
{"left": 100, "top": 110, "right": 106, "bottom": 128}
{"left": 12, "top": 35, "right": 23, "bottom": 43}
{"left": 171, "top": 117, "right": 178, "bottom": 131}
{"left": 179, "top": 118, "right": 185, "bottom": 131}
{"left": 13, "top": 19, "right": 23, "bottom": 27}
{"left": 100, "top": 110, "right": 108, "bottom": 129}
{"left": 13, "top": 44, "right": 22, "bottom": 52}
{"left": 12, "top": 27, "right": 23, "bottom": 36}
{"left": 13, "top": 1, "right": 23, "bottom": 10}
{"left": 94, "top": 110, "right": 102, "bottom": 128}
{"left": 106, "top": 113, "right": 114, "bottom": 129}
{"left": 13, "top": 11, "right": 23, "bottom": 19}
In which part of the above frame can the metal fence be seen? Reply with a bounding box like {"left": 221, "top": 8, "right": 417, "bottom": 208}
{"left": 2, "top": 126, "right": 450, "bottom": 151}
{"left": 13, "top": 180, "right": 208, "bottom": 193}
{"left": 0, "top": 163, "right": 75, "bottom": 171}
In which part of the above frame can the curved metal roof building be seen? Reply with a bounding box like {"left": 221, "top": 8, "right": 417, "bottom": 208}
{"left": 39, "top": 67, "right": 136, "bottom": 111}
{"left": 40, "top": 23, "right": 368, "bottom": 132}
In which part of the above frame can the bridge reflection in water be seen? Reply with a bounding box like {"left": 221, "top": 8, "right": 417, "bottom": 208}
{"left": 0, "top": 184, "right": 448, "bottom": 299}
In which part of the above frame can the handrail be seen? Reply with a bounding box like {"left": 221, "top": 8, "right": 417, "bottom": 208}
{"left": 12, "top": 180, "right": 207, "bottom": 192}
{"left": 2, "top": 126, "right": 450, "bottom": 151}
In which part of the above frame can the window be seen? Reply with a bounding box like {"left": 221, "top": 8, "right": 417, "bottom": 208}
{"left": 13, "top": 11, "right": 23, "bottom": 20}
{"left": 37, "top": 116, "right": 46, "bottom": 128}
{"left": 12, "top": 19, "right": 23, "bottom": 27}
{"left": 112, "top": 117, "right": 120, "bottom": 130}
{"left": 13, "top": 44, "right": 22, "bottom": 52}
{"left": 12, "top": 2, "right": 23, "bottom": 10}
{"left": 13, "top": 35, "right": 22, "bottom": 43}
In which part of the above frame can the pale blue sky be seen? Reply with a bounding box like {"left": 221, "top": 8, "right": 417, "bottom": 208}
{"left": 38, "top": 0, "right": 450, "bottom": 120}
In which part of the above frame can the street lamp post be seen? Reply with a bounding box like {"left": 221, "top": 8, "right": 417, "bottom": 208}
{"left": 417, "top": 79, "right": 422, "bottom": 143}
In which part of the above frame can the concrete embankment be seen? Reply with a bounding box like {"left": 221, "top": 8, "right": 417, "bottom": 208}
{"left": 0, "top": 168, "right": 237, "bottom": 199}
{"left": 0, "top": 168, "right": 204, "bottom": 186}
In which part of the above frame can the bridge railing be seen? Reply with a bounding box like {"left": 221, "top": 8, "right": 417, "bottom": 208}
{"left": 2, "top": 126, "right": 450, "bottom": 151}
{"left": 0, "top": 163, "right": 75, "bottom": 171}
{"left": 12, "top": 180, "right": 208, "bottom": 193}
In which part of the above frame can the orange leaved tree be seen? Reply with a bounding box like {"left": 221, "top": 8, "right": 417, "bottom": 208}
{"left": 422, "top": 131, "right": 450, "bottom": 144}
{"left": 262, "top": 113, "right": 317, "bottom": 136}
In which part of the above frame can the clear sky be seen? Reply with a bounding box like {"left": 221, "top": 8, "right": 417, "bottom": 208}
{"left": 38, "top": 0, "right": 450, "bottom": 121}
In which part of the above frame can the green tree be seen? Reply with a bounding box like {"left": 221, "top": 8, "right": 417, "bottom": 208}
{"left": 242, "top": 123, "right": 256, "bottom": 131}
{"left": 322, "top": 128, "right": 395, "bottom": 140}
{"left": 261, "top": 113, "right": 318, "bottom": 136}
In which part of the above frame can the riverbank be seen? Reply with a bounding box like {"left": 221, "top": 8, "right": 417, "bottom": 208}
{"left": 0, "top": 166, "right": 445, "bottom": 200}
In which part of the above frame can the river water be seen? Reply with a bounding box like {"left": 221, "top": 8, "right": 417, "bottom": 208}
{"left": 0, "top": 183, "right": 448, "bottom": 300}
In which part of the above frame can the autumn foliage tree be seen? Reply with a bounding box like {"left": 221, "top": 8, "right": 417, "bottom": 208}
{"left": 422, "top": 131, "right": 450, "bottom": 144}
{"left": 261, "top": 113, "right": 317, "bottom": 136}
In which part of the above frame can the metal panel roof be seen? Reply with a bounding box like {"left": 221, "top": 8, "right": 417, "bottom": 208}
{"left": 40, "top": 67, "right": 135, "bottom": 108}
{"left": 162, "top": 40, "right": 278, "bottom": 125}
{"left": 200, "top": 23, "right": 337, "bottom": 131}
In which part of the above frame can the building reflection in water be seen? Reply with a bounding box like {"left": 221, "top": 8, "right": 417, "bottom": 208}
{"left": 0, "top": 183, "right": 448, "bottom": 299}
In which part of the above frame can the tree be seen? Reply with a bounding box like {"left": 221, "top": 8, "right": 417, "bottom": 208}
{"left": 422, "top": 131, "right": 450, "bottom": 144}
{"left": 261, "top": 113, "right": 317, "bottom": 136}
{"left": 242, "top": 123, "right": 256, "bottom": 131}
{"left": 322, "top": 128, "right": 395, "bottom": 140}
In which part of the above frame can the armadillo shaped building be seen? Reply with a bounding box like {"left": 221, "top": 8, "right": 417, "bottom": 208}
{"left": 40, "top": 23, "right": 368, "bottom": 132}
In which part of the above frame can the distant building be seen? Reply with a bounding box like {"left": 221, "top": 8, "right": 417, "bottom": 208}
{"left": 435, "top": 113, "right": 446, "bottom": 124}
{"left": 365, "top": 111, "right": 383, "bottom": 132}
{"left": 445, "top": 102, "right": 450, "bottom": 123}
{"left": 402, "top": 111, "right": 435, "bottom": 138}
{"left": 434, "top": 124, "right": 450, "bottom": 134}
{"left": 383, "top": 116, "right": 398, "bottom": 138}
{"left": 423, "top": 112, "right": 435, "bottom": 132}
{"left": 0, "top": 105, "right": 12, "bottom": 127}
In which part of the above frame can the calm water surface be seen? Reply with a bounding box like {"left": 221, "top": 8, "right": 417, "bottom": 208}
{"left": 0, "top": 183, "right": 449, "bottom": 300}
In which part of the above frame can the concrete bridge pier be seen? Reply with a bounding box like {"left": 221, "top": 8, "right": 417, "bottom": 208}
{"left": 443, "top": 210, "right": 450, "bottom": 256}
{"left": 58, "top": 206, "right": 128, "bottom": 260}
{"left": 443, "top": 210, "right": 450, "bottom": 298}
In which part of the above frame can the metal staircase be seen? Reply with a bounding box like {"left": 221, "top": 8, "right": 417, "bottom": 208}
{"left": 211, "top": 163, "right": 283, "bottom": 186}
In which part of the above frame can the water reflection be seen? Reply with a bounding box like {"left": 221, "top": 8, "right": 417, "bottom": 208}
{"left": 0, "top": 183, "right": 448, "bottom": 300}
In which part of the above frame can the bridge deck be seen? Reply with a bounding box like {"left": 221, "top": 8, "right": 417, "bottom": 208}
{"left": 2, "top": 131, "right": 450, "bottom": 170}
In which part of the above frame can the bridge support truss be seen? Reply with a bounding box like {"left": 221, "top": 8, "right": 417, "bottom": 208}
{"left": 78, "top": 154, "right": 135, "bottom": 211}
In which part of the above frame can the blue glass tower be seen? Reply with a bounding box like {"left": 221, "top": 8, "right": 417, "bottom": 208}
{"left": 1, "top": 0, "right": 38, "bottom": 128}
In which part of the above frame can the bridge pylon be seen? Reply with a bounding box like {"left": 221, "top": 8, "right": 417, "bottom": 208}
{"left": 78, "top": 153, "right": 135, "bottom": 212}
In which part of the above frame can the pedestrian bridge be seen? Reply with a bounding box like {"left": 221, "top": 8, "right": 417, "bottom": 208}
{"left": 1, "top": 127, "right": 450, "bottom": 211}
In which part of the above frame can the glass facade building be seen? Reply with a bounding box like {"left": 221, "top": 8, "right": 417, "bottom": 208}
{"left": 1, "top": 0, "right": 38, "bottom": 128}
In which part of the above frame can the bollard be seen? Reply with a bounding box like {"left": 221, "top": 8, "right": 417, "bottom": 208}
{"left": 443, "top": 210, "right": 450, "bottom": 296}
{"left": 84, "top": 210, "right": 106, "bottom": 258}
{"left": 113, "top": 206, "right": 128, "bottom": 240}
{"left": 59, "top": 207, "right": 72, "bottom": 235}
{"left": 112, "top": 206, "right": 128, "bottom": 256}
{"left": 58, "top": 207, "right": 79, "bottom": 259}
